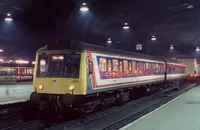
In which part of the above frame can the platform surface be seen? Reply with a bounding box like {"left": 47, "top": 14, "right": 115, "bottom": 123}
{"left": 120, "top": 85, "right": 200, "bottom": 130}
{"left": 0, "top": 83, "right": 33, "bottom": 105}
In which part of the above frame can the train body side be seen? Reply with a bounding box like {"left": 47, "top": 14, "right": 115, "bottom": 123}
{"left": 165, "top": 63, "right": 186, "bottom": 81}
{"left": 86, "top": 51, "right": 166, "bottom": 94}
{"left": 30, "top": 41, "right": 187, "bottom": 108}
{"left": 177, "top": 58, "right": 197, "bottom": 77}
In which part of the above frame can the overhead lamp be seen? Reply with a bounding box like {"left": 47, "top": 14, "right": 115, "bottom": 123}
{"left": 5, "top": 13, "right": 13, "bottom": 21}
{"left": 170, "top": 45, "right": 174, "bottom": 50}
{"left": 0, "top": 49, "right": 3, "bottom": 52}
{"left": 151, "top": 35, "right": 156, "bottom": 41}
{"left": 196, "top": 47, "right": 200, "bottom": 52}
{"left": 80, "top": 3, "right": 89, "bottom": 12}
{"left": 107, "top": 38, "right": 112, "bottom": 44}
{"left": 186, "top": 4, "right": 194, "bottom": 9}
{"left": 5, "top": 17, "right": 13, "bottom": 21}
{"left": 123, "top": 23, "right": 130, "bottom": 29}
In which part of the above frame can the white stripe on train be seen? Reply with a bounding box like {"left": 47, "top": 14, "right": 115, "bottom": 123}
{"left": 91, "top": 53, "right": 185, "bottom": 87}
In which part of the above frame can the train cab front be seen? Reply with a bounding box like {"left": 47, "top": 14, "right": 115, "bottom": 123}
{"left": 30, "top": 79, "right": 78, "bottom": 108}
{"left": 30, "top": 52, "right": 86, "bottom": 109}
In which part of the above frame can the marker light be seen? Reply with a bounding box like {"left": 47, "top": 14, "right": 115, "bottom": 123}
{"left": 39, "top": 85, "right": 43, "bottom": 90}
{"left": 69, "top": 85, "right": 75, "bottom": 91}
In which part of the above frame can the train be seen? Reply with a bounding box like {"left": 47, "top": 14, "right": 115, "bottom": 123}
{"left": 176, "top": 58, "right": 198, "bottom": 79}
{"left": 0, "top": 60, "right": 34, "bottom": 83}
{"left": 30, "top": 40, "right": 186, "bottom": 112}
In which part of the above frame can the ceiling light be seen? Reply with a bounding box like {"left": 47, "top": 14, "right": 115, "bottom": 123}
{"left": 107, "top": 38, "right": 112, "bottom": 44}
{"left": 170, "top": 45, "right": 174, "bottom": 50}
{"left": 80, "top": 3, "right": 89, "bottom": 12}
{"left": 5, "top": 13, "right": 13, "bottom": 21}
{"left": 5, "top": 17, "right": 12, "bottom": 21}
{"left": 151, "top": 36, "right": 156, "bottom": 41}
{"left": 123, "top": 23, "right": 130, "bottom": 29}
{"left": 186, "top": 4, "right": 194, "bottom": 9}
{"left": 196, "top": 47, "right": 200, "bottom": 52}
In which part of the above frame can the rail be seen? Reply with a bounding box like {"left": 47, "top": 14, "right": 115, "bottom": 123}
{"left": 2, "top": 120, "right": 43, "bottom": 130}
{"left": 45, "top": 83, "right": 199, "bottom": 130}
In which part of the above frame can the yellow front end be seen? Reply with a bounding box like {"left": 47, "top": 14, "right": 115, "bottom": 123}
{"left": 33, "top": 51, "right": 87, "bottom": 95}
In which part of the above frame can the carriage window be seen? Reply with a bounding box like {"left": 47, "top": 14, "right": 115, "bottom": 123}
{"left": 146, "top": 63, "right": 148, "bottom": 69}
{"left": 156, "top": 64, "right": 159, "bottom": 70}
{"left": 161, "top": 64, "right": 164, "bottom": 72}
{"left": 140, "top": 62, "right": 144, "bottom": 71}
{"left": 143, "top": 62, "right": 146, "bottom": 70}
{"left": 119, "top": 61, "right": 123, "bottom": 72}
{"left": 132, "top": 61, "right": 136, "bottom": 71}
{"left": 26, "top": 68, "right": 33, "bottom": 75}
{"left": 128, "top": 61, "right": 132, "bottom": 71}
{"left": 99, "top": 58, "right": 107, "bottom": 72}
{"left": 108, "top": 60, "right": 112, "bottom": 72}
{"left": 123, "top": 60, "right": 128, "bottom": 71}
{"left": 150, "top": 63, "right": 153, "bottom": 69}
{"left": 112, "top": 59, "right": 118, "bottom": 72}
{"left": 136, "top": 62, "right": 140, "bottom": 70}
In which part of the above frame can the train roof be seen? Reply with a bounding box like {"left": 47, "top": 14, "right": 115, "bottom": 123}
{"left": 163, "top": 58, "right": 185, "bottom": 65}
{"left": 37, "top": 40, "right": 183, "bottom": 64}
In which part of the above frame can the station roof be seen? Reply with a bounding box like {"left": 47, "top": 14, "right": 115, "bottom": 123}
{"left": 0, "top": 0, "right": 199, "bottom": 58}
{"left": 38, "top": 40, "right": 184, "bottom": 64}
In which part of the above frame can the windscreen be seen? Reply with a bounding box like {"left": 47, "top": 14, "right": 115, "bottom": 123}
{"left": 37, "top": 53, "right": 81, "bottom": 78}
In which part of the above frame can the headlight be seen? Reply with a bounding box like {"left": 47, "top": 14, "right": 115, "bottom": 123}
{"left": 69, "top": 85, "right": 75, "bottom": 91}
{"left": 38, "top": 85, "right": 43, "bottom": 90}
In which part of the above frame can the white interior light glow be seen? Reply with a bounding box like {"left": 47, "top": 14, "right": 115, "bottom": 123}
{"left": 196, "top": 47, "right": 200, "bottom": 52}
{"left": 123, "top": 26, "right": 130, "bottom": 29}
{"left": 80, "top": 7, "right": 89, "bottom": 11}
{"left": 123, "top": 23, "right": 130, "bottom": 29}
{"left": 170, "top": 45, "right": 174, "bottom": 50}
{"left": 5, "top": 17, "right": 13, "bottom": 21}
{"left": 52, "top": 56, "right": 64, "bottom": 60}
{"left": 15, "top": 60, "right": 29, "bottom": 64}
{"left": 107, "top": 38, "right": 112, "bottom": 43}
{"left": 40, "top": 60, "right": 46, "bottom": 65}
{"left": 151, "top": 37, "right": 156, "bottom": 41}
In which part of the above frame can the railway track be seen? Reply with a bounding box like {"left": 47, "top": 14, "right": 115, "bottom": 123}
{"left": 102, "top": 83, "right": 198, "bottom": 130}
{"left": 44, "top": 93, "right": 157, "bottom": 130}
{"left": 1, "top": 82, "right": 198, "bottom": 130}
{"left": 1, "top": 120, "right": 43, "bottom": 130}
{"left": 44, "top": 83, "right": 198, "bottom": 130}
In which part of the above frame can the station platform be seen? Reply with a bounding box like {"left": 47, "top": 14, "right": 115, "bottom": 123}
{"left": 120, "top": 85, "right": 200, "bottom": 130}
{"left": 0, "top": 83, "right": 33, "bottom": 105}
